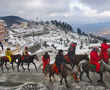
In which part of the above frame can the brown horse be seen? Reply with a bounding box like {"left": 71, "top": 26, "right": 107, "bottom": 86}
{"left": 0, "top": 54, "right": 21, "bottom": 72}
{"left": 64, "top": 54, "right": 89, "bottom": 67}
{"left": 44, "top": 54, "right": 89, "bottom": 88}
{"left": 17, "top": 54, "right": 39, "bottom": 72}
{"left": 45, "top": 63, "right": 76, "bottom": 88}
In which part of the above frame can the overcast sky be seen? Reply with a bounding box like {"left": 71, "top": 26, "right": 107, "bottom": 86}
{"left": 0, "top": 0, "right": 110, "bottom": 24}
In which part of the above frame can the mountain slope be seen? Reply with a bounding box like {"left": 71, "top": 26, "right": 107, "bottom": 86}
{"left": 0, "top": 16, "right": 28, "bottom": 26}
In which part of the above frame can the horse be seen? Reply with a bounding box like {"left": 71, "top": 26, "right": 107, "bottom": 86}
{"left": 64, "top": 54, "right": 89, "bottom": 68}
{"left": 0, "top": 54, "right": 21, "bottom": 72}
{"left": 45, "top": 63, "right": 77, "bottom": 88}
{"left": 43, "top": 54, "right": 89, "bottom": 88}
{"left": 79, "top": 60, "right": 110, "bottom": 83}
{"left": 17, "top": 54, "right": 39, "bottom": 72}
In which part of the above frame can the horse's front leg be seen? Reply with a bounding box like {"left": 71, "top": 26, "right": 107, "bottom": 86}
{"left": 1, "top": 64, "right": 4, "bottom": 72}
{"left": 17, "top": 62, "right": 20, "bottom": 72}
{"left": 21, "top": 62, "right": 25, "bottom": 71}
{"left": 5, "top": 62, "right": 9, "bottom": 72}
{"left": 11, "top": 62, "right": 14, "bottom": 71}
{"left": 63, "top": 75, "right": 70, "bottom": 88}
{"left": 49, "top": 73, "right": 52, "bottom": 82}
{"left": 27, "top": 63, "right": 30, "bottom": 72}
{"left": 80, "top": 71, "right": 84, "bottom": 81}
{"left": 97, "top": 72, "right": 104, "bottom": 83}
{"left": 32, "top": 62, "right": 37, "bottom": 72}
{"left": 86, "top": 71, "right": 92, "bottom": 83}
{"left": 60, "top": 76, "right": 63, "bottom": 85}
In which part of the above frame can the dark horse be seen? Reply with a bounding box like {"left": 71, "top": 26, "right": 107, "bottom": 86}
{"left": 64, "top": 54, "right": 89, "bottom": 67}
{"left": 45, "top": 63, "right": 75, "bottom": 88}
{"left": 79, "top": 60, "right": 110, "bottom": 83}
{"left": 0, "top": 54, "right": 21, "bottom": 72}
{"left": 44, "top": 54, "right": 89, "bottom": 88}
{"left": 17, "top": 55, "right": 39, "bottom": 72}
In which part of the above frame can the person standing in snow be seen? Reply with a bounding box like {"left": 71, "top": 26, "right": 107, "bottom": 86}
{"left": 42, "top": 52, "right": 50, "bottom": 72}
{"left": 5, "top": 48, "right": 12, "bottom": 63}
{"left": 100, "top": 40, "right": 110, "bottom": 63}
{"left": 68, "top": 42, "right": 77, "bottom": 68}
{"left": 90, "top": 47, "right": 101, "bottom": 72}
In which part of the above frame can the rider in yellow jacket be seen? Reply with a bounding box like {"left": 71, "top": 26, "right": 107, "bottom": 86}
{"left": 5, "top": 48, "right": 12, "bottom": 63}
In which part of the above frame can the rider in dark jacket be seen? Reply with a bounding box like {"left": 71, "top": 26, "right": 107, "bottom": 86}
{"left": 68, "top": 42, "right": 77, "bottom": 68}
{"left": 55, "top": 50, "right": 65, "bottom": 73}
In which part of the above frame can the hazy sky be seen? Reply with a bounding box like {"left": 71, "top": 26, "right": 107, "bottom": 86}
{"left": 0, "top": 0, "right": 110, "bottom": 24}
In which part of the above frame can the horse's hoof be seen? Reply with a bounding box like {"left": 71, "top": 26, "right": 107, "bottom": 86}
{"left": 17, "top": 70, "right": 20, "bottom": 72}
{"left": 97, "top": 80, "right": 104, "bottom": 83}
{"left": 36, "top": 69, "right": 38, "bottom": 72}
{"left": 66, "top": 84, "right": 70, "bottom": 88}
{"left": 88, "top": 80, "right": 92, "bottom": 83}
{"left": 23, "top": 70, "right": 25, "bottom": 72}
{"left": 2, "top": 71, "right": 4, "bottom": 73}
{"left": 49, "top": 80, "right": 52, "bottom": 82}
{"left": 60, "top": 81, "right": 62, "bottom": 85}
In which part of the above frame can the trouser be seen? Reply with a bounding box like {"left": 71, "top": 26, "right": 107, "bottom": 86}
{"left": 103, "top": 57, "right": 108, "bottom": 64}
{"left": 101, "top": 52, "right": 109, "bottom": 64}
{"left": 43, "top": 62, "right": 48, "bottom": 72}
{"left": 69, "top": 55, "right": 75, "bottom": 68}
{"left": 56, "top": 64, "right": 61, "bottom": 72}
{"left": 56, "top": 63, "right": 64, "bottom": 73}
{"left": 7, "top": 56, "right": 12, "bottom": 63}
{"left": 92, "top": 62, "right": 100, "bottom": 72}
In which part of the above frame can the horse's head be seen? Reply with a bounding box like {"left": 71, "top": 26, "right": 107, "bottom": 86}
{"left": 33, "top": 55, "right": 39, "bottom": 61}
{"left": 12, "top": 54, "right": 21, "bottom": 59}
{"left": 80, "top": 54, "right": 89, "bottom": 61}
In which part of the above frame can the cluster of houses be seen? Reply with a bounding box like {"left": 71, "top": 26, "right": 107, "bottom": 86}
{"left": 0, "top": 20, "right": 8, "bottom": 42}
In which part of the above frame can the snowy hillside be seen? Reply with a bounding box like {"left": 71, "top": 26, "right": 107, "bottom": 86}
{"left": 0, "top": 21, "right": 102, "bottom": 56}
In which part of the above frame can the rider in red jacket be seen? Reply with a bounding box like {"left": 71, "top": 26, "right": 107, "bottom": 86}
{"left": 42, "top": 52, "right": 50, "bottom": 72}
{"left": 90, "top": 47, "right": 101, "bottom": 72}
{"left": 100, "top": 40, "right": 110, "bottom": 63}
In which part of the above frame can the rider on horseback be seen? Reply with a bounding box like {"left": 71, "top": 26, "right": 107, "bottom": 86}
{"left": 42, "top": 52, "right": 50, "bottom": 72}
{"left": 23, "top": 46, "right": 30, "bottom": 56}
{"left": 68, "top": 42, "right": 77, "bottom": 68}
{"left": 55, "top": 50, "right": 65, "bottom": 73}
{"left": 100, "top": 40, "right": 110, "bottom": 64}
{"left": 90, "top": 47, "right": 101, "bottom": 72}
{"left": 22, "top": 46, "right": 30, "bottom": 60}
{"left": 5, "top": 48, "right": 12, "bottom": 63}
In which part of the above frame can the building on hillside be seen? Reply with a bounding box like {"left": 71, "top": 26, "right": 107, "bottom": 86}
{"left": 0, "top": 20, "right": 8, "bottom": 41}
{"left": 20, "top": 22, "right": 28, "bottom": 28}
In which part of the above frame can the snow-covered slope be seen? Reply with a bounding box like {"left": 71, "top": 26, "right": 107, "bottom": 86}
{"left": 0, "top": 23, "right": 102, "bottom": 56}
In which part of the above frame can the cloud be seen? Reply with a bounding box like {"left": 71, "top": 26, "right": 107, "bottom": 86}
{"left": 0, "top": 0, "right": 110, "bottom": 24}
{"left": 80, "top": 0, "right": 110, "bottom": 12}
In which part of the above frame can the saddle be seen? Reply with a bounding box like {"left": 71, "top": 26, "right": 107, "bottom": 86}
{"left": 3, "top": 56, "right": 9, "bottom": 61}
{"left": 89, "top": 64, "right": 96, "bottom": 69}
{"left": 88, "top": 63, "right": 103, "bottom": 72}
{"left": 21, "top": 55, "right": 29, "bottom": 60}
{"left": 88, "top": 64, "right": 96, "bottom": 71}
{"left": 64, "top": 54, "right": 70, "bottom": 63}
{"left": 52, "top": 63, "right": 59, "bottom": 74}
